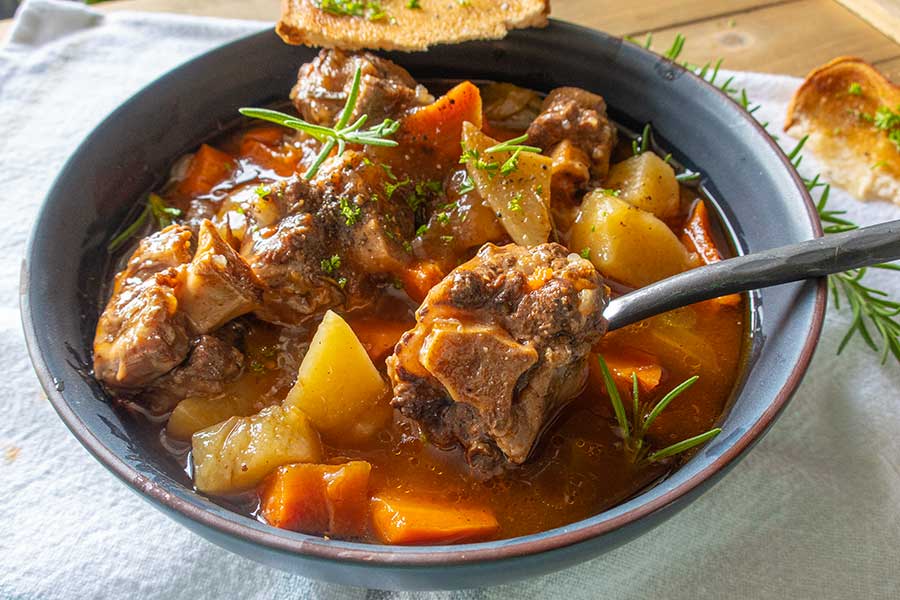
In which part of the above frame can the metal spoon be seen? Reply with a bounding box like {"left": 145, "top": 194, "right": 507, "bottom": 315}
{"left": 603, "top": 220, "right": 900, "bottom": 331}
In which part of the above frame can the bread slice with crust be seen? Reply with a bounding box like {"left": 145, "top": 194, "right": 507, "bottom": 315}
{"left": 785, "top": 56, "right": 900, "bottom": 205}
{"left": 277, "top": 0, "right": 550, "bottom": 52}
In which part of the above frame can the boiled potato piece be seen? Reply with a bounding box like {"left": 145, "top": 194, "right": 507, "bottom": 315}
{"left": 571, "top": 190, "right": 691, "bottom": 287}
{"left": 604, "top": 152, "right": 680, "bottom": 220}
{"left": 461, "top": 122, "right": 552, "bottom": 246}
{"left": 167, "top": 394, "right": 264, "bottom": 442}
{"left": 285, "top": 310, "right": 391, "bottom": 445}
{"left": 192, "top": 404, "right": 322, "bottom": 494}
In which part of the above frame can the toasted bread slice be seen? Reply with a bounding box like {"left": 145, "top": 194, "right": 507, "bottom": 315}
{"left": 277, "top": 0, "right": 550, "bottom": 52}
{"left": 785, "top": 56, "right": 900, "bottom": 204}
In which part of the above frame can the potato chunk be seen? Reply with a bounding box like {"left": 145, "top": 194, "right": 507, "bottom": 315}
{"left": 461, "top": 122, "right": 552, "bottom": 246}
{"left": 285, "top": 310, "right": 391, "bottom": 444}
{"left": 167, "top": 394, "right": 261, "bottom": 442}
{"left": 192, "top": 404, "right": 322, "bottom": 494}
{"left": 570, "top": 190, "right": 691, "bottom": 288}
{"left": 604, "top": 152, "right": 680, "bottom": 220}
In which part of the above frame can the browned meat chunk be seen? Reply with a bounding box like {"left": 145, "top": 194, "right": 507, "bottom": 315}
{"left": 93, "top": 226, "right": 194, "bottom": 389}
{"left": 387, "top": 243, "right": 608, "bottom": 476}
{"left": 290, "top": 48, "right": 430, "bottom": 127}
{"left": 179, "top": 220, "right": 263, "bottom": 333}
{"left": 242, "top": 151, "right": 413, "bottom": 325}
{"left": 143, "top": 331, "right": 246, "bottom": 415}
{"left": 526, "top": 87, "right": 618, "bottom": 200}
{"left": 94, "top": 220, "right": 261, "bottom": 391}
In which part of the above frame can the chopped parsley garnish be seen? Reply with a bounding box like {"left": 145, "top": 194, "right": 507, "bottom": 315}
{"left": 339, "top": 197, "right": 361, "bottom": 225}
{"left": 254, "top": 185, "right": 271, "bottom": 199}
{"left": 601, "top": 188, "right": 621, "bottom": 196}
{"left": 459, "top": 173, "right": 476, "bottom": 194}
{"left": 321, "top": 254, "right": 341, "bottom": 274}
{"left": 337, "top": 276, "right": 348, "bottom": 289}
{"left": 535, "top": 183, "right": 543, "bottom": 196}
{"left": 435, "top": 211, "right": 451, "bottom": 225}
{"left": 507, "top": 193, "right": 523, "bottom": 212}
{"left": 579, "top": 247, "right": 591, "bottom": 259}
{"left": 402, "top": 241, "right": 413, "bottom": 253}
{"left": 440, "top": 235, "right": 454, "bottom": 243}
{"left": 459, "top": 146, "right": 480, "bottom": 164}
{"left": 406, "top": 0, "right": 420, "bottom": 8}
{"left": 381, "top": 163, "right": 398, "bottom": 181}
{"left": 459, "top": 143, "right": 502, "bottom": 174}
{"left": 385, "top": 177, "right": 410, "bottom": 199}
{"left": 416, "top": 224, "right": 429, "bottom": 237}
{"left": 848, "top": 82, "right": 863, "bottom": 96}
{"left": 406, "top": 193, "right": 426, "bottom": 211}
{"left": 317, "top": 0, "right": 387, "bottom": 21}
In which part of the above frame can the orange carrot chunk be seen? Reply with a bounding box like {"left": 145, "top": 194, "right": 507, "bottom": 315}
{"left": 370, "top": 496, "right": 500, "bottom": 545}
{"left": 589, "top": 347, "right": 664, "bottom": 394}
{"left": 241, "top": 126, "right": 287, "bottom": 147}
{"left": 347, "top": 317, "right": 414, "bottom": 363}
{"left": 400, "top": 260, "right": 445, "bottom": 303}
{"left": 372, "top": 81, "right": 483, "bottom": 179}
{"left": 258, "top": 461, "right": 371, "bottom": 538}
{"left": 682, "top": 200, "right": 741, "bottom": 307}
{"left": 178, "top": 144, "right": 234, "bottom": 197}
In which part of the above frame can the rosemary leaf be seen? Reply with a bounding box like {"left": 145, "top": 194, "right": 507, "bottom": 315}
{"left": 239, "top": 66, "right": 399, "bottom": 180}
{"left": 648, "top": 428, "right": 722, "bottom": 462}
{"left": 597, "top": 355, "right": 630, "bottom": 439}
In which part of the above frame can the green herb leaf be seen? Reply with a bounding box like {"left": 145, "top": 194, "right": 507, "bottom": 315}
{"left": 648, "top": 428, "right": 722, "bottom": 462}
{"left": 339, "top": 197, "right": 361, "bottom": 225}
{"left": 321, "top": 254, "right": 341, "bottom": 274}
{"left": 239, "top": 67, "right": 399, "bottom": 180}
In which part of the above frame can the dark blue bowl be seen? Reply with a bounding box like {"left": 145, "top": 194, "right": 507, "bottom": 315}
{"left": 20, "top": 21, "right": 824, "bottom": 591}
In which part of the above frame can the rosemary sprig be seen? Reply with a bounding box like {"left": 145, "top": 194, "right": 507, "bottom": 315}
{"left": 240, "top": 66, "right": 399, "bottom": 180}
{"left": 597, "top": 356, "right": 721, "bottom": 464}
{"left": 628, "top": 32, "right": 900, "bottom": 363}
{"left": 107, "top": 193, "right": 181, "bottom": 252}
{"left": 631, "top": 123, "right": 651, "bottom": 155}
{"left": 484, "top": 133, "right": 542, "bottom": 175}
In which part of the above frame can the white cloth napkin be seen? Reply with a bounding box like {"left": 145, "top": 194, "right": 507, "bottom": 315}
{"left": 1, "top": 1, "right": 898, "bottom": 598}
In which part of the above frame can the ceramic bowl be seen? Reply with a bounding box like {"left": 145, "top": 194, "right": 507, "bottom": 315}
{"left": 21, "top": 20, "right": 824, "bottom": 591}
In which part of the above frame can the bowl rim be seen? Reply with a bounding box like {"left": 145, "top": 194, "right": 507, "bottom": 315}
{"left": 21, "top": 19, "right": 826, "bottom": 567}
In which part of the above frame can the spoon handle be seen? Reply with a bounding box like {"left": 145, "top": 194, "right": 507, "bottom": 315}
{"left": 603, "top": 219, "right": 900, "bottom": 331}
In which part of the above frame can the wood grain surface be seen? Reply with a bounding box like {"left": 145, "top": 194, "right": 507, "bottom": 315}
{"left": 2, "top": 0, "right": 900, "bottom": 80}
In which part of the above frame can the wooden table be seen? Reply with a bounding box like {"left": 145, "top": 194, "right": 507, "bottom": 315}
{"left": 2, "top": 0, "right": 900, "bottom": 80}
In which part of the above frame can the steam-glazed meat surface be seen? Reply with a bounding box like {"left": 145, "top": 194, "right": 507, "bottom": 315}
{"left": 290, "top": 48, "right": 431, "bottom": 126}
{"left": 387, "top": 243, "right": 609, "bottom": 475}
{"left": 143, "top": 331, "right": 246, "bottom": 415}
{"left": 242, "top": 150, "right": 414, "bottom": 324}
{"left": 526, "top": 87, "right": 617, "bottom": 198}
{"left": 93, "top": 225, "right": 194, "bottom": 389}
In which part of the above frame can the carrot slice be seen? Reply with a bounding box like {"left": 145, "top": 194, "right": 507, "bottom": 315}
{"left": 241, "top": 126, "right": 287, "bottom": 147}
{"left": 682, "top": 200, "right": 741, "bottom": 307}
{"left": 400, "top": 260, "right": 445, "bottom": 303}
{"left": 178, "top": 144, "right": 234, "bottom": 196}
{"left": 239, "top": 139, "right": 300, "bottom": 176}
{"left": 590, "top": 347, "right": 663, "bottom": 394}
{"left": 372, "top": 81, "right": 483, "bottom": 179}
{"left": 347, "top": 316, "right": 413, "bottom": 363}
{"left": 370, "top": 496, "right": 499, "bottom": 545}
{"left": 258, "top": 461, "right": 371, "bottom": 537}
